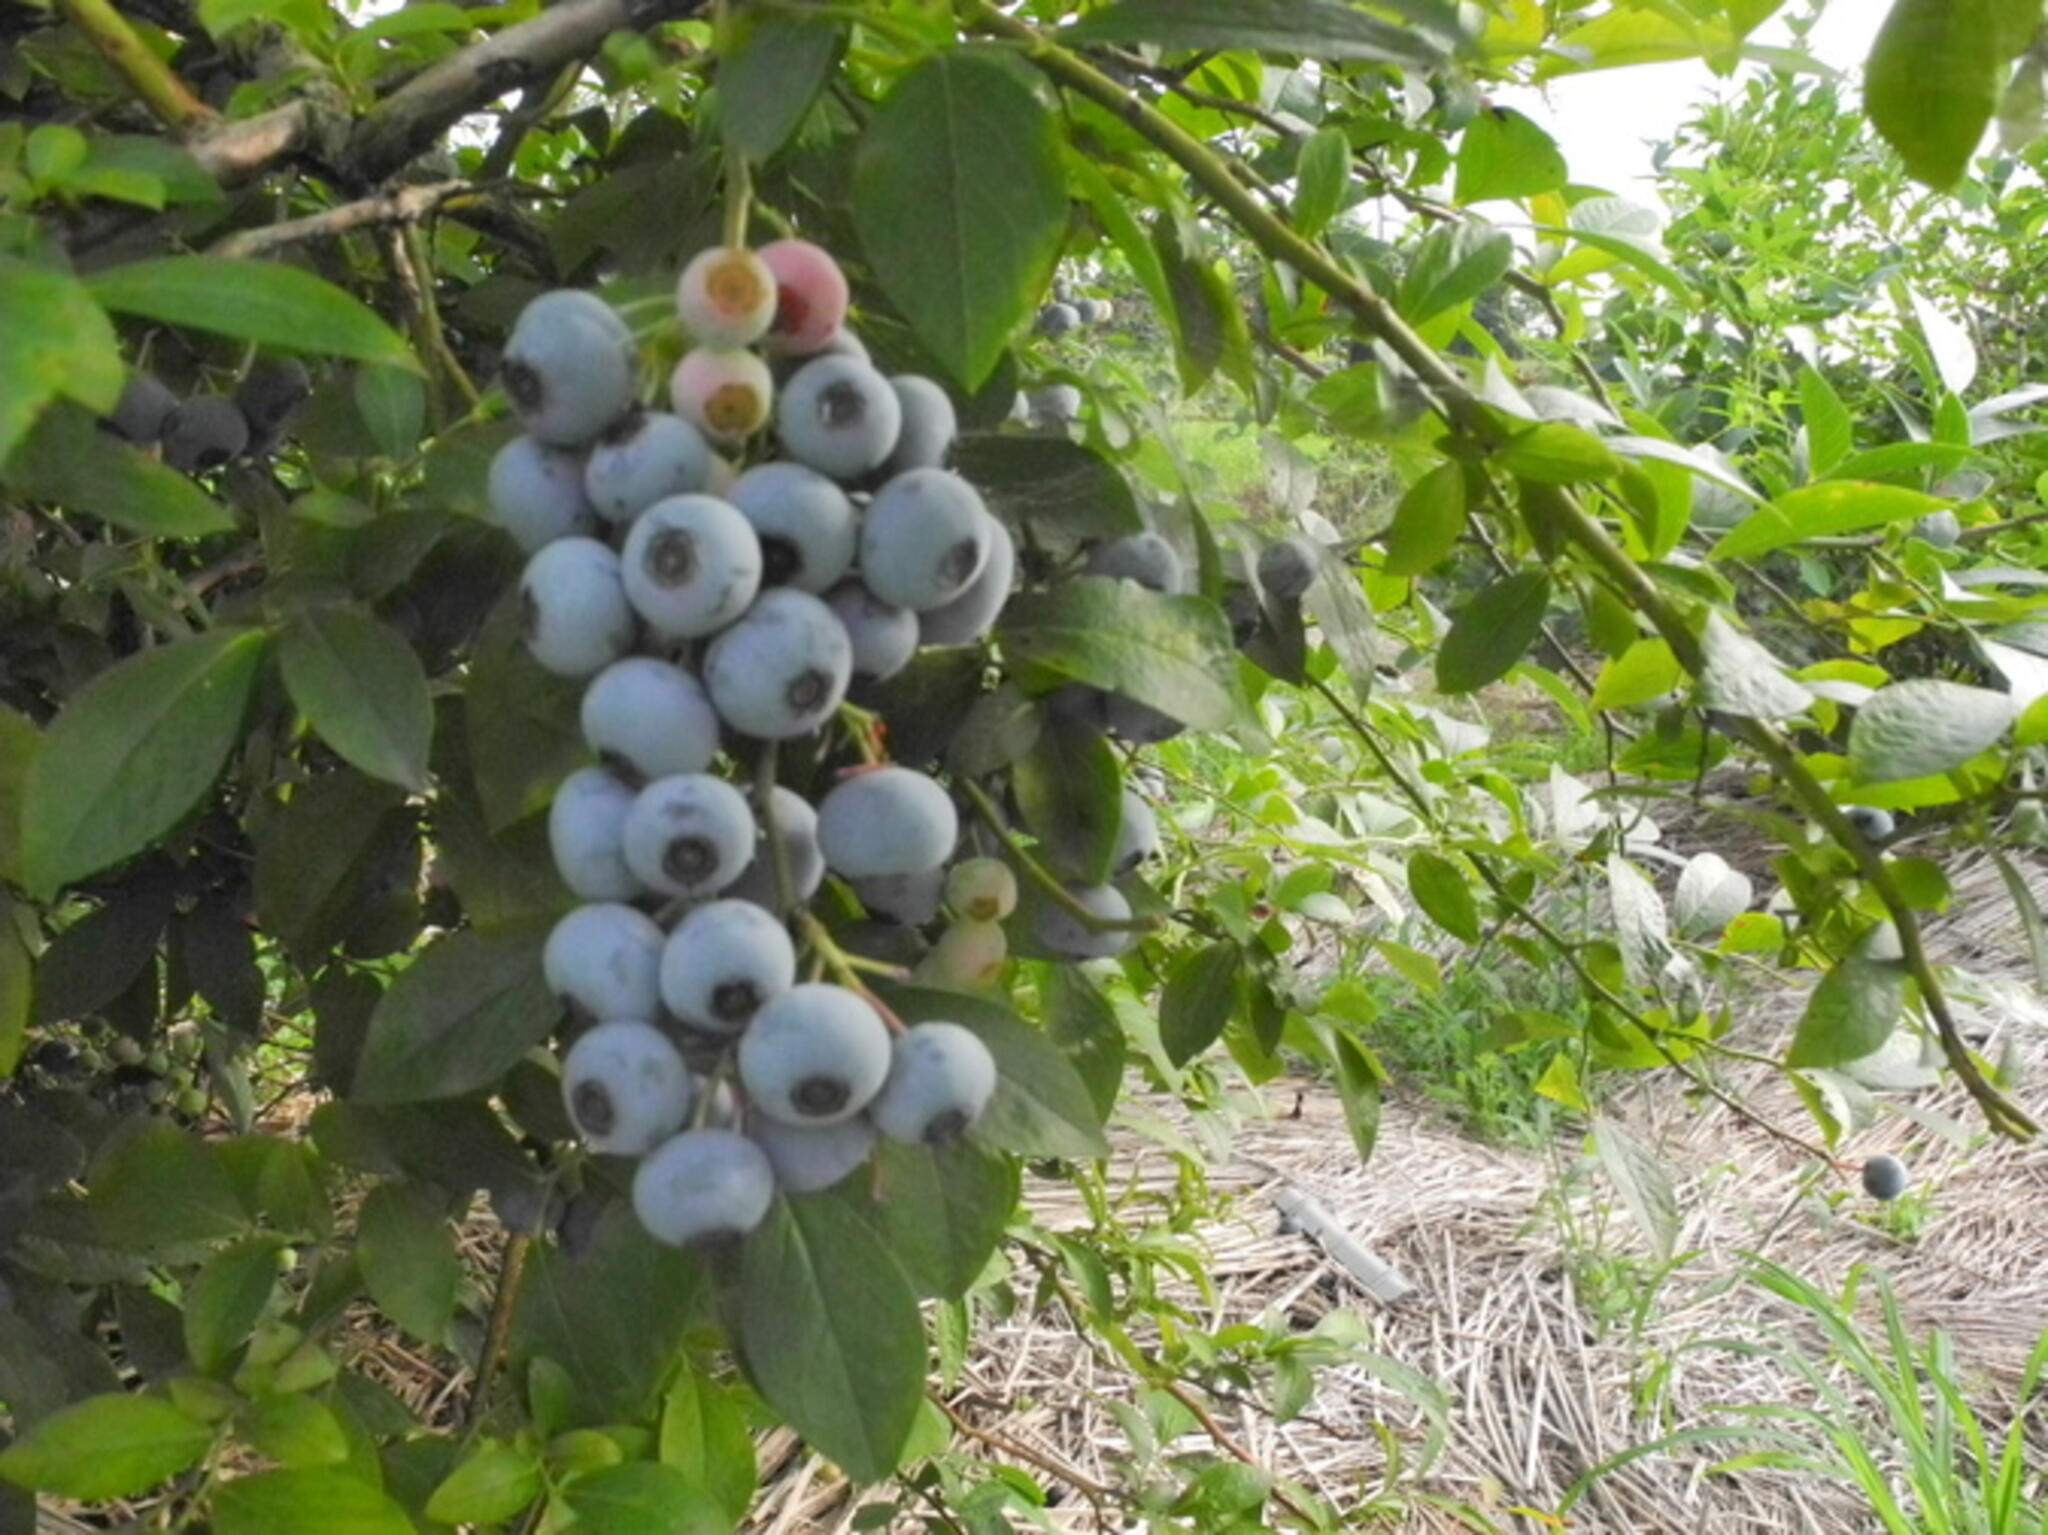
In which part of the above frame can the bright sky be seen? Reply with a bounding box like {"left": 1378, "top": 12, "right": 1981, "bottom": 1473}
{"left": 1498, "top": 2, "right": 1889, "bottom": 198}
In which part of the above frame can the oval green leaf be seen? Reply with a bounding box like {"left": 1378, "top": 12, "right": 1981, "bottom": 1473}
{"left": 212, "top": 1467, "right": 413, "bottom": 1535}
{"left": 1406, "top": 851, "right": 1480, "bottom": 943}
{"left": 22, "top": 628, "right": 268, "bottom": 898}
{"left": 0, "top": 1393, "right": 211, "bottom": 1500}
{"left": 853, "top": 51, "right": 1066, "bottom": 389}
{"left": 1160, "top": 941, "right": 1244, "bottom": 1068}
{"left": 87, "top": 257, "right": 414, "bottom": 365}
{"left": 280, "top": 603, "right": 433, "bottom": 791}
{"left": 1435, "top": 569, "right": 1550, "bottom": 695}
{"left": 5, "top": 401, "right": 236, "bottom": 538}
{"left": 350, "top": 926, "right": 557, "bottom": 1103}
{"left": 1001, "top": 577, "right": 1250, "bottom": 732}
{"left": 1709, "top": 481, "right": 1944, "bottom": 560}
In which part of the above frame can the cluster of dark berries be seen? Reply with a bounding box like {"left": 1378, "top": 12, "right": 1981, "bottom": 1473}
{"left": 105, "top": 357, "right": 311, "bottom": 472}
{"left": 496, "top": 241, "right": 1034, "bottom": 1247}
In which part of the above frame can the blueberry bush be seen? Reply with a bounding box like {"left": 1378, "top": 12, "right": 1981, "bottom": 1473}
{"left": 1, "top": 0, "right": 2046, "bottom": 1527}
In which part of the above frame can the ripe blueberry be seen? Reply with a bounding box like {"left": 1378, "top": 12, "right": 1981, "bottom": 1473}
{"left": 870, "top": 1022, "right": 997, "bottom": 1145}
{"left": 107, "top": 373, "right": 176, "bottom": 444}
{"left": 723, "top": 786, "right": 827, "bottom": 912}
{"left": 1087, "top": 532, "right": 1184, "bottom": 595}
{"left": 544, "top": 902, "right": 664, "bottom": 1021}
{"left": 236, "top": 356, "right": 312, "bottom": 446}
{"left": 917, "top": 513, "right": 1015, "bottom": 646}
{"left": 520, "top": 537, "right": 636, "bottom": 677}
{"left": 676, "top": 244, "right": 778, "bottom": 347}
{"left": 728, "top": 461, "right": 857, "bottom": 592}
{"left": 1036, "top": 303, "right": 1079, "bottom": 338}
{"left": 619, "top": 493, "right": 763, "bottom": 640}
{"left": 1035, "top": 884, "right": 1134, "bottom": 960}
{"left": 1111, "top": 786, "right": 1159, "bottom": 876}
{"left": 703, "top": 588, "right": 853, "bottom": 739}
{"left": 851, "top": 868, "right": 946, "bottom": 927}
{"left": 503, "top": 289, "right": 637, "bottom": 448}
{"left": 1029, "top": 384, "right": 1083, "bottom": 427}
{"left": 818, "top": 767, "right": 959, "bottom": 878}
{"left": 490, "top": 435, "right": 598, "bottom": 552}
{"left": 1862, "top": 1153, "right": 1910, "bottom": 1201}
{"left": 549, "top": 767, "right": 643, "bottom": 901}
{"left": 886, "top": 375, "right": 957, "bottom": 474}
{"left": 659, "top": 899, "right": 796, "bottom": 1034}
{"left": 859, "top": 469, "right": 992, "bottom": 612}
{"left": 561, "top": 1019, "right": 693, "bottom": 1156}
{"left": 825, "top": 581, "right": 918, "bottom": 681}
{"left": 777, "top": 354, "right": 903, "bottom": 482}
{"left": 1258, "top": 536, "right": 1318, "bottom": 601}
{"left": 580, "top": 657, "right": 721, "bottom": 780}
{"left": 583, "top": 410, "right": 713, "bottom": 524}
{"left": 160, "top": 394, "right": 250, "bottom": 473}
{"left": 632, "top": 1128, "right": 774, "bottom": 1247}
{"left": 738, "top": 983, "right": 892, "bottom": 1125}
{"left": 747, "top": 1113, "right": 875, "bottom": 1194}
{"left": 621, "top": 773, "right": 756, "bottom": 898}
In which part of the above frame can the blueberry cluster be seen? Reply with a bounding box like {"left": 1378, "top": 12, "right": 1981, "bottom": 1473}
{"left": 106, "top": 357, "right": 311, "bottom": 472}
{"left": 495, "top": 242, "right": 1021, "bottom": 1247}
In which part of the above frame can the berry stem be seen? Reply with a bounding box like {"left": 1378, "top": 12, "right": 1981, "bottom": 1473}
{"left": 755, "top": 742, "right": 795, "bottom": 915}
{"left": 960, "top": 779, "right": 1157, "bottom": 934}
{"left": 795, "top": 911, "right": 909, "bottom": 1032}
{"left": 722, "top": 142, "right": 752, "bottom": 248}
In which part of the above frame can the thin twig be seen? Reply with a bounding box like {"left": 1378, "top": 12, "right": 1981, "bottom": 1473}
{"left": 463, "top": 1230, "right": 531, "bottom": 1433}
{"left": 210, "top": 180, "right": 475, "bottom": 257}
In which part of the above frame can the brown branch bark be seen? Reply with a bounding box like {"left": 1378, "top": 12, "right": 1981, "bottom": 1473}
{"left": 209, "top": 179, "right": 474, "bottom": 256}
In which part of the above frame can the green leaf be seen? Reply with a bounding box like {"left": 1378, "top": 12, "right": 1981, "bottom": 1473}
{"left": 510, "top": 1202, "right": 702, "bottom": 1427}
{"left": 1498, "top": 423, "right": 1622, "bottom": 485}
{"left": 1398, "top": 223, "right": 1513, "bottom": 325}
{"left": 89, "top": 1121, "right": 248, "bottom": 1252}
{"left": 882, "top": 986, "right": 1109, "bottom": 1159}
{"left": 90, "top": 1118, "right": 249, "bottom": 1253}
{"left": 352, "top": 365, "right": 425, "bottom": 460}
{"left": 1406, "top": 851, "right": 1480, "bottom": 943}
{"left": 0, "top": 257, "right": 123, "bottom": 463}
{"left": 253, "top": 770, "right": 412, "bottom": 965}
{"left": 0, "top": 901, "right": 31, "bottom": 1078}
{"left": 212, "top": 1467, "right": 412, "bottom": 1535}
{"left": 239, "top": 1394, "right": 348, "bottom": 1469}
{"left": 1160, "top": 941, "right": 1243, "bottom": 1067}
{"left": 1589, "top": 638, "right": 1681, "bottom": 711}
{"left": 184, "top": 1237, "right": 280, "bottom": 1375}
{"left": 350, "top": 927, "right": 555, "bottom": 1103}
{"left": 1454, "top": 107, "right": 1568, "bottom": 203}
{"left": 1153, "top": 221, "right": 1254, "bottom": 396}
{"left": 1711, "top": 481, "right": 1945, "bottom": 560}
{"left": 1012, "top": 719, "right": 1122, "bottom": 884}
{"left": 1591, "top": 1116, "right": 1678, "bottom": 1261}
{"left": 720, "top": 9, "right": 842, "bottom": 157}
{"left": 562, "top": 1462, "right": 727, "bottom": 1535}
{"left": 1866, "top": 0, "right": 2036, "bottom": 188}
{"left": 1292, "top": 126, "right": 1351, "bottom": 238}
{"left": 1848, "top": 680, "right": 2016, "bottom": 783}
{"left": 465, "top": 597, "right": 587, "bottom": 830}
{"left": 867, "top": 1138, "right": 1018, "bottom": 1300}
{"left": 1435, "top": 569, "right": 1550, "bottom": 695}
{"left": 87, "top": 258, "right": 414, "bottom": 366}
{"left": 854, "top": 51, "right": 1065, "bottom": 388}
{"left": 1786, "top": 925, "right": 1908, "bottom": 1068}
{"left": 356, "top": 1182, "right": 457, "bottom": 1344}
{"left": 0, "top": 705, "right": 38, "bottom": 889}
{"left": 21, "top": 629, "right": 266, "bottom": 898}
{"left": 425, "top": 1440, "right": 543, "bottom": 1524}
{"left": 32, "top": 887, "right": 169, "bottom": 1026}
{"left": 1695, "top": 612, "right": 1812, "bottom": 722}
{"left": 741, "top": 1196, "right": 924, "bottom": 1484}
{"left": 1003, "top": 577, "right": 1249, "bottom": 732}
{"left": 1329, "top": 1031, "right": 1384, "bottom": 1161}
{"left": 280, "top": 604, "right": 433, "bottom": 791}
{"left": 659, "top": 1367, "right": 756, "bottom": 1524}
{"left": 951, "top": 435, "right": 1142, "bottom": 539}
{"left": 1039, "top": 964, "right": 1125, "bottom": 1120}
{"left": 1061, "top": 0, "right": 1449, "bottom": 66}
{"left": 0, "top": 1393, "right": 211, "bottom": 1499}
{"left": 1797, "top": 366, "right": 1853, "bottom": 478}
{"left": 1382, "top": 463, "right": 1467, "bottom": 577}
{"left": 5, "top": 400, "right": 237, "bottom": 538}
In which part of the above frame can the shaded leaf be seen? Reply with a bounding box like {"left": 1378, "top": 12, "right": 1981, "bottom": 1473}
{"left": 1435, "top": 569, "right": 1549, "bottom": 694}
{"left": 1160, "top": 941, "right": 1243, "bottom": 1067}
{"left": 356, "top": 1182, "right": 457, "bottom": 1344}
{"left": 280, "top": 604, "right": 433, "bottom": 791}
{"left": 350, "top": 926, "right": 555, "bottom": 1103}
{"left": 87, "top": 258, "right": 413, "bottom": 365}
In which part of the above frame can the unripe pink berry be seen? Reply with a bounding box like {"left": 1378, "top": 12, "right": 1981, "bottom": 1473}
{"left": 759, "top": 239, "right": 850, "bottom": 356}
